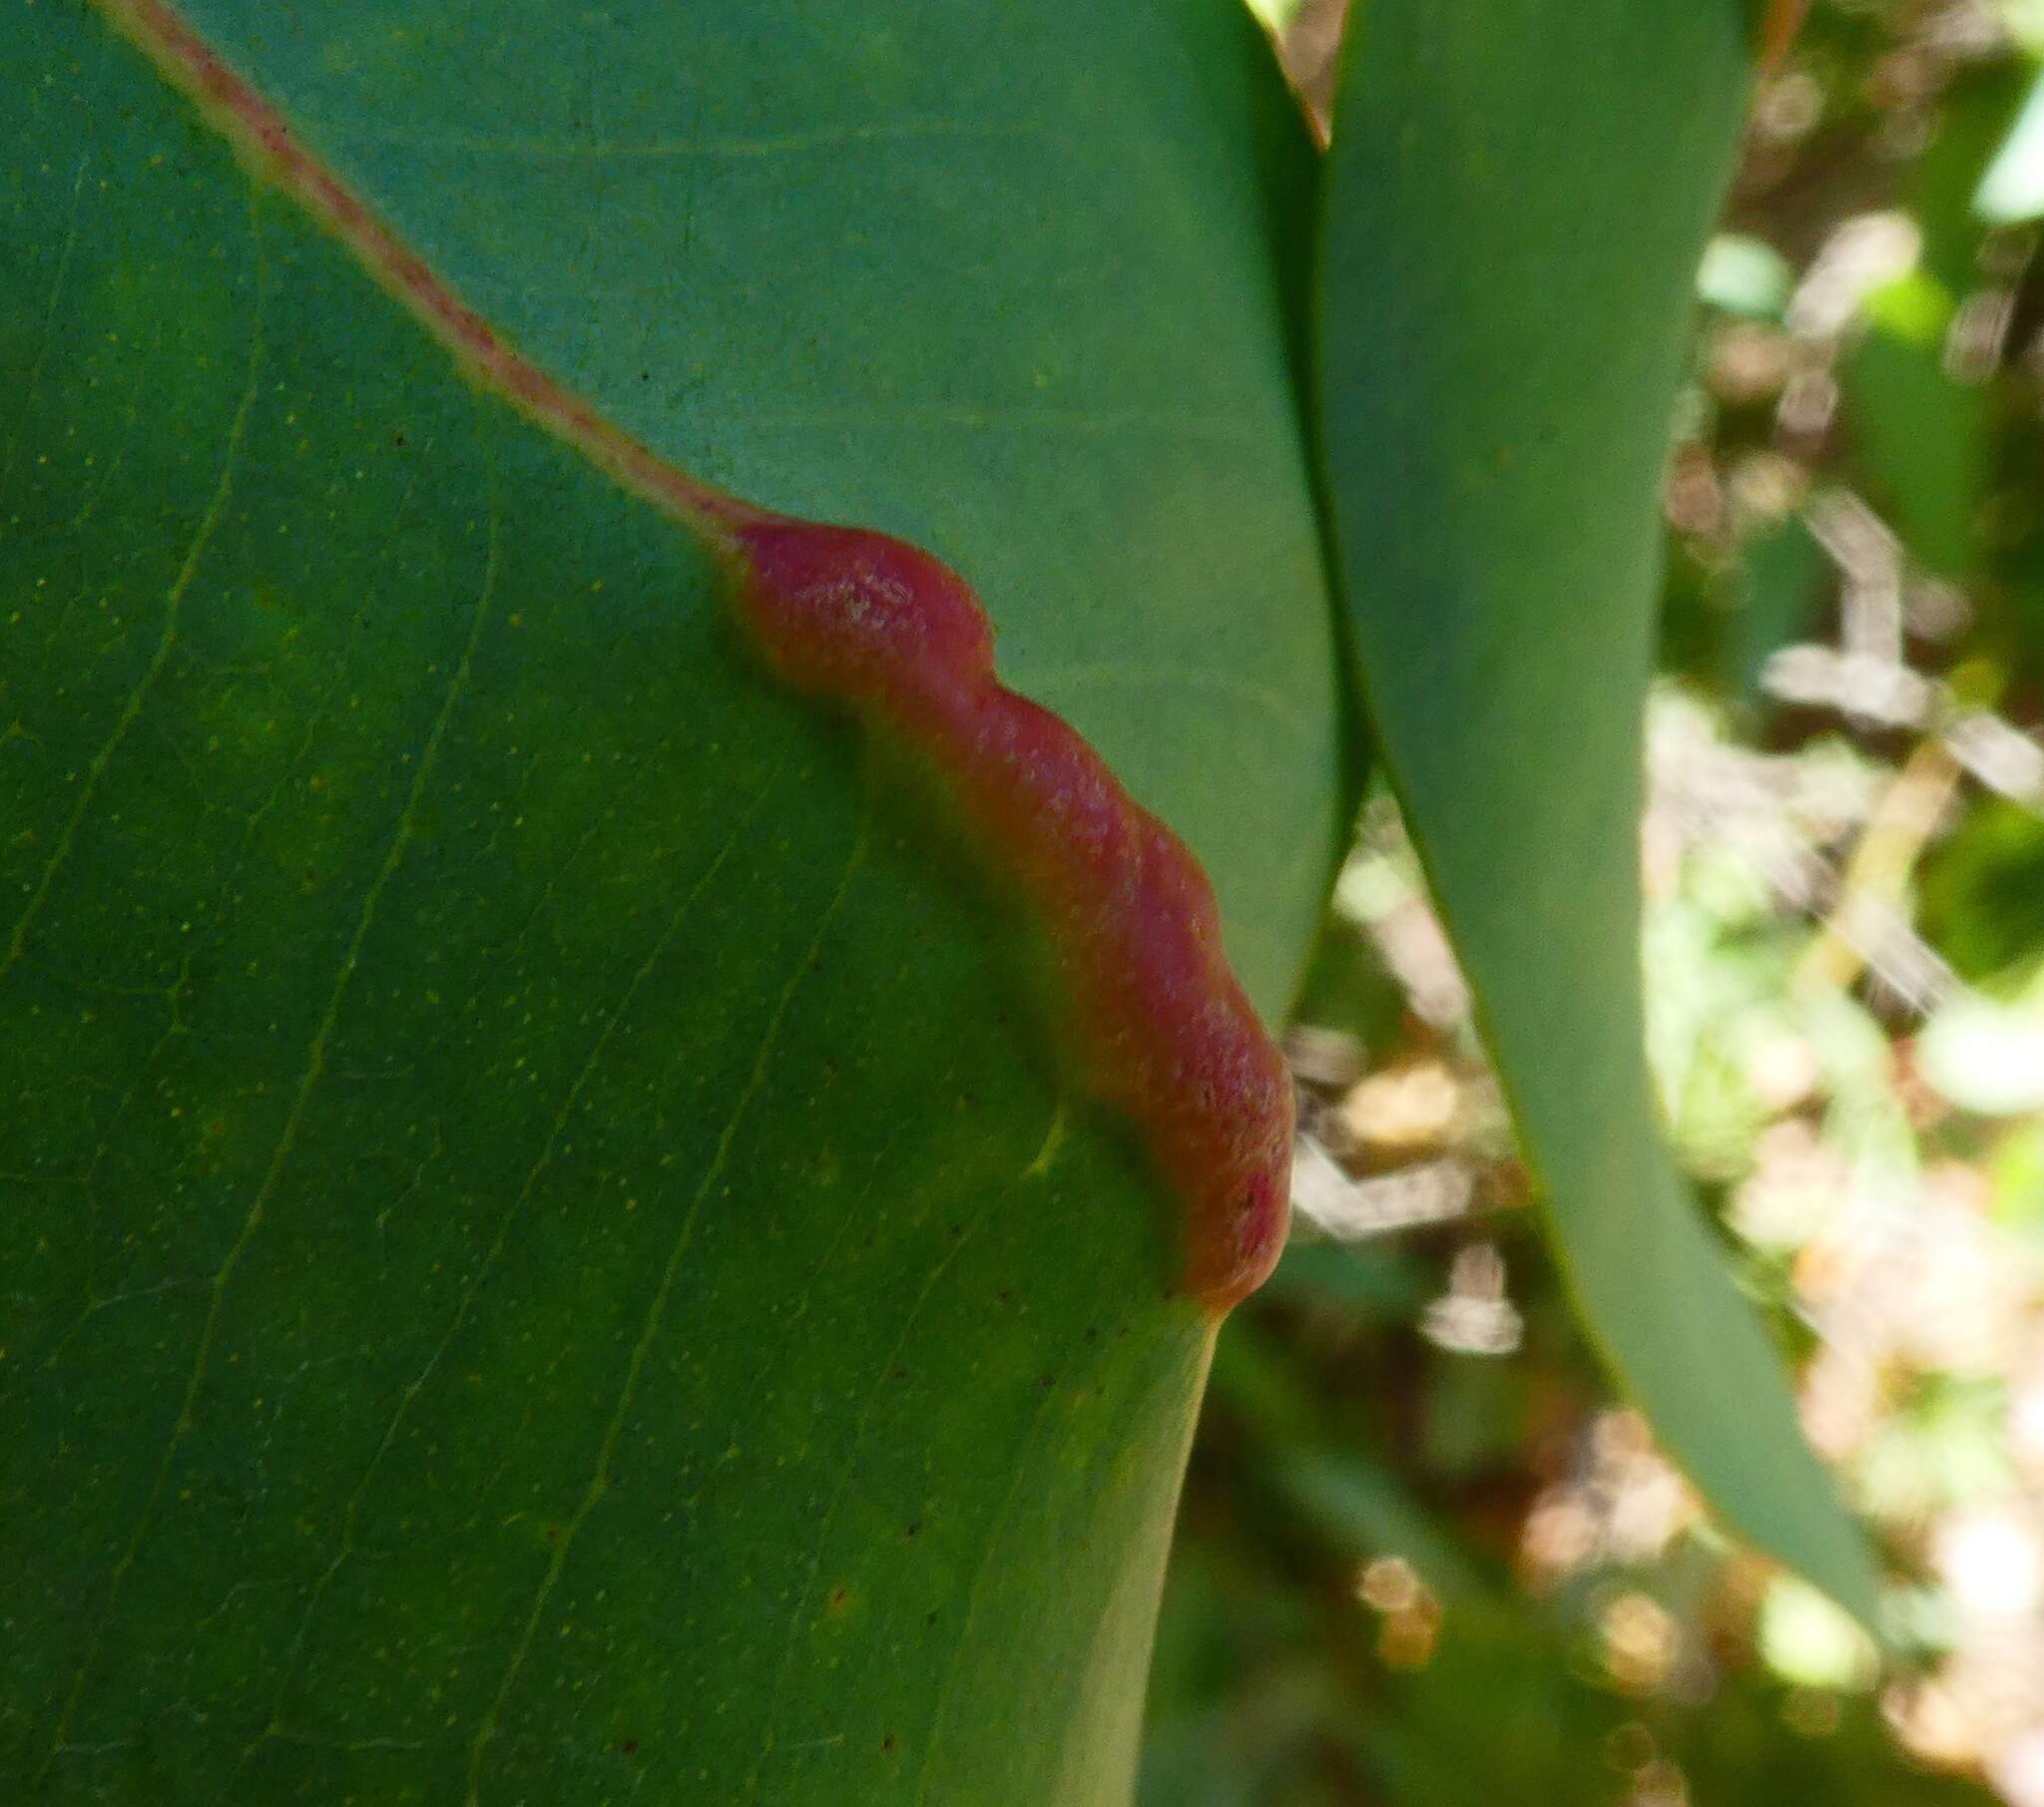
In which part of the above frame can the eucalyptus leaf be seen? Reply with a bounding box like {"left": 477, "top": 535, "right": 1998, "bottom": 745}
{"left": 1, "top": 2, "right": 1336, "bottom": 1800}
{"left": 1313, "top": 0, "right": 1878, "bottom": 1620}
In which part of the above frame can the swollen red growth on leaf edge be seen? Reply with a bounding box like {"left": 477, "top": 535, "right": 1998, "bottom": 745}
{"left": 90, "top": 0, "right": 1294, "bottom": 1312}
{"left": 733, "top": 522, "right": 1294, "bottom": 1308}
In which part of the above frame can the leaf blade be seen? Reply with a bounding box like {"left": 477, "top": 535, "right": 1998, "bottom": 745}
{"left": 1313, "top": 0, "right": 1878, "bottom": 1619}
{"left": 2, "top": 2, "right": 1335, "bottom": 1799}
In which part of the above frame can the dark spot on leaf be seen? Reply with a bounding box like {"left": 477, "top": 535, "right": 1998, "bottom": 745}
{"left": 826, "top": 1584, "right": 850, "bottom": 1611}
{"left": 1037, "top": 1373, "right": 1056, "bottom": 1390}
{"left": 903, "top": 1521, "right": 922, "bottom": 1539}
{"left": 924, "top": 1610, "right": 939, "bottom": 1628}
{"left": 620, "top": 1740, "right": 639, "bottom": 1757}
{"left": 881, "top": 1733, "right": 898, "bottom": 1756}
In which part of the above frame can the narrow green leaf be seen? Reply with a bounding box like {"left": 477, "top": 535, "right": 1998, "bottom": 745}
{"left": 2, "top": 2, "right": 1337, "bottom": 1800}
{"left": 1313, "top": 0, "right": 1878, "bottom": 1619}
{"left": 1728, "top": 515, "right": 1827, "bottom": 707}
{"left": 1842, "top": 277, "right": 1989, "bottom": 584}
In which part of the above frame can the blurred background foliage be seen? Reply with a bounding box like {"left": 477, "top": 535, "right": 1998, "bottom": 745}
{"left": 1143, "top": 2, "right": 2044, "bottom": 1801}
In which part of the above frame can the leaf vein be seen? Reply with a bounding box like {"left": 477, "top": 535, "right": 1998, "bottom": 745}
{"left": 1, "top": 192, "right": 261, "bottom": 997}
{"left": 744, "top": 1110, "right": 1040, "bottom": 1796}
{"left": 462, "top": 815, "right": 869, "bottom": 1805}
{"left": 238, "top": 754, "right": 790, "bottom": 1761}
{"left": 34, "top": 390, "right": 500, "bottom": 1784}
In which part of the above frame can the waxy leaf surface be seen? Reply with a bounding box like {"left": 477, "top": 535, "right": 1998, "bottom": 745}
{"left": 1314, "top": 0, "right": 1878, "bottom": 1618}
{"left": 0, "top": 2, "right": 1339, "bottom": 1800}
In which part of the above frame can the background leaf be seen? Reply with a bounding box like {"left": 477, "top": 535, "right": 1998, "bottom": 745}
{"left": 1313, "top": 0, "right": 1878, "bottom": 1618}
{"left": 1841, "top": 274, "right": 1989, "bottom": 585}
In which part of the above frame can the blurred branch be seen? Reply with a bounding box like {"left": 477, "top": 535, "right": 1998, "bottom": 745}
{"left": 1796, "top": 734, "right": 1964, "bottom": 1007}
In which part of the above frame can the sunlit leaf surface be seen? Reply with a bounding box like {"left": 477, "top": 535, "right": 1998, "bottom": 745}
{"left": 0, "top": 2, "right": 1338, "bottom": 1799}
{"left": 1314, "top": 0, "right": 1878, "bottom": 1619}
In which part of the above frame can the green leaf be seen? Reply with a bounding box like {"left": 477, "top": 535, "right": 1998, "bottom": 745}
{"left": 2, "top": 2, "right": 1338, "bottom": 1801}
{"left": 1842, "top": 275, "right": 1989, "bottom": 585}
{"left": 1313, "top": 0, "right": 1878, "bottom": 1619}
{"left": 1727, "top": 515, "right": 1827, "bottom": 708}
{"left": 1915, "top": 62, "right": 2033, "bottom": 290}
{"left": 154, "top": 0, "right": 1346, "bottom": 1022}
